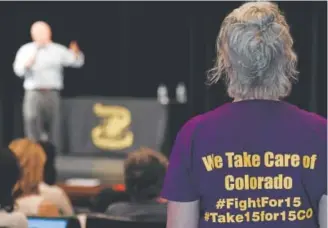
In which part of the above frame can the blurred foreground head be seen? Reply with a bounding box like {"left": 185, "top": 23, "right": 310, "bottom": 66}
{"left": 208, "top": 1, "right": 298, "bottom": 100}
{"left": 30, "top": 21, "right": 52, "bottom": 45}
{"left": 9, "top": 138, "right": 46, "bottom": 197}
{"left": 124, "top": 147, "right": 168, "bottom": 201}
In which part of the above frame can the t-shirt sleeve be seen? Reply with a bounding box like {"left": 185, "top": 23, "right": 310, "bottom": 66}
{"left": 161, "top": 118, "right": 200, "bottom": 202}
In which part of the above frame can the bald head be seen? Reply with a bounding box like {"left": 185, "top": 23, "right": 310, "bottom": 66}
{"left": 30, "top": 21, "right": 52, "bottom": 45}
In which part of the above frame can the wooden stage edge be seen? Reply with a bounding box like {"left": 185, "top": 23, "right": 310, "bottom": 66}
{"left": 57, "top": 183, "right": 126, "bottom": 199}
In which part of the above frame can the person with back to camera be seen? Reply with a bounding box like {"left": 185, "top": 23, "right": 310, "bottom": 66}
{"left": 106, "top": 147, "right": 168, "bottom": 222}
{"left": 0, "top": 148, "right": 28, "bottom": 228}
{"left": 13, "top": 21, "right": 84, "bottom": 147}
{"left": 161, "top": 2, "right": 327, "bottom": 228}
{"left": 9, "top": 138, "right": 60, "bottom": 217}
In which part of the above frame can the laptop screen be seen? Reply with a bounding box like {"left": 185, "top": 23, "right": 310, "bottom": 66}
{"left": 28, "top": 217, "right": 68, "bottom": 228}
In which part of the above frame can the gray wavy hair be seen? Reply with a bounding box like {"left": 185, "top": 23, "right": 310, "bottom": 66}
{"left": 207, "top": 1, "right": 298, "bottom": 100}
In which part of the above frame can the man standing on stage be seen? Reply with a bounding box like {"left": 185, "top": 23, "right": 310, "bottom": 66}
{"left": 13, "top": 21, "right": 85, "bottom": 146}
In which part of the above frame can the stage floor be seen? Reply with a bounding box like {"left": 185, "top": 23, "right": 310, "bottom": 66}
{"left": 56, "top": 155, "right": 125, "bottom": 185}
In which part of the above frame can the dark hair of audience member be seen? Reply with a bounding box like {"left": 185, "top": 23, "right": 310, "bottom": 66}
{"left": 38, "top": 141, "right": 57, "bottom": 185}
{"left": 0, "top": 148, "right": 21, "bottom": 212}
{"left": 124, "top": 147, "right": 168, "bottom": 202}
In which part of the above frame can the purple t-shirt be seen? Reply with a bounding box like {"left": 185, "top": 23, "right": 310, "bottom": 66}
{"left": 161, "top": 100, "right": 327, "bottom": 228}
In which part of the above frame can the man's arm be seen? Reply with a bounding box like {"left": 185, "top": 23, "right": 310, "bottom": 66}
{"left": 13, "top": 46, "right": 34, "bottom": 77}
{"left": 167, "top": 201, "right": 199, "bottom": 228}
{"left": 319, "top": 195, "right": 327, "bottom": 228}
{"left": 60, "top": 42, "right": 85, "bottom": 68}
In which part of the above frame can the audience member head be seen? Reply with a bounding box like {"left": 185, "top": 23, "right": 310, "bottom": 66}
{"left": 30, "top": 21, "right": 52, "bottom": 45}
{"left": 9, "top": 138, "right": 46, "bottom": 198}
{"left": 38, "top": 141, "right": 57, "bottom": 185}
{"left": 0, "top": 148, "right": 21, "bottom": 212}
{"left": 124, "top": 147, "right": 168, "bottom": 202}
{"left": 207, "top": 1, "right": 298, "bottom": 101}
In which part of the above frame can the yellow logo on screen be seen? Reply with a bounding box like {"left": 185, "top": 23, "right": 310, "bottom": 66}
{"left": 91, "top": 103, "right": 134, "bottom": 150}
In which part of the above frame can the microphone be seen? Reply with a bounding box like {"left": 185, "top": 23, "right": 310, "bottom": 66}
{"left": 34, "top": 44, "right": 45, "bottom": 58}
{"left": 35, "top": 45, "right": 43, "bottom": 54}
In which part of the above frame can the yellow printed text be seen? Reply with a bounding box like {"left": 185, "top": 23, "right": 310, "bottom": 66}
{"left": 224, "top": 197, "right": 302, "bottom": 211}
{"left": 204, "top": 208, "right": 313, "bottom": 223}
{"left": 225, "top": 152, "right": 261, "bottom": 168}
{"left": 225, "top": 174, "right": 293, "bottom": 191}
{"left": 201, "top": 151, "right": 318, "bottom": 171}
{"left": 202, "top": 154, "right": 223, "bottom": 171}
{"left": 264, "top": 152, "right": 301, "bottom": 168}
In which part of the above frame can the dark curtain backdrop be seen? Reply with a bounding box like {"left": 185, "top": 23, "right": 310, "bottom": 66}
{"left": 0, "top": 1, "right": 326, "bottom": 148}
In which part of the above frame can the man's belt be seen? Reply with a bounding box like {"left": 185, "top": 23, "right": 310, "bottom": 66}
{"left": 32, "top": 88, "right": 59, "bottom": 92}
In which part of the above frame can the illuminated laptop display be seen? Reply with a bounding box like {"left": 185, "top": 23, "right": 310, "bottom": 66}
{"left": 28, "top": 217, "right": 68, "bottom": 228}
